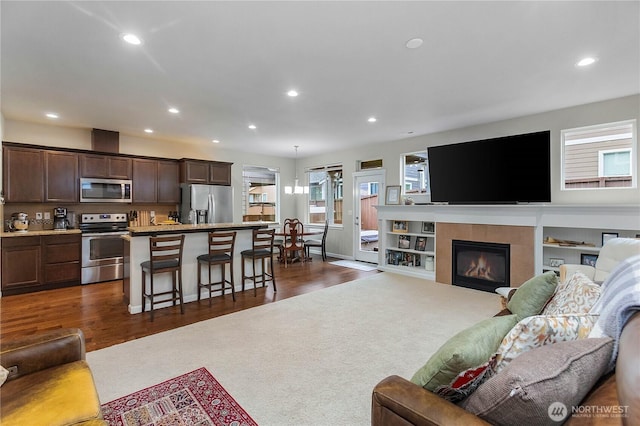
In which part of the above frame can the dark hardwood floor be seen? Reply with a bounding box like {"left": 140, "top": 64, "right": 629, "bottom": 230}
{"left": 0, "top": 256, "right": 379, "bottom": 352}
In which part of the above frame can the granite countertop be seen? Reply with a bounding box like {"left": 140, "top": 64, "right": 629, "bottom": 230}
{"left": 127, "top": 222, "right": 267, "bottom": 237}
{"left": 1, "top": 229, "right": 82, "bottom": 237}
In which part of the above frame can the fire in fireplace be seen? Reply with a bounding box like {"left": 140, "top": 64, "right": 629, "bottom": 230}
{"left": 452, "top": 240, "right": 510, "bottom": 293}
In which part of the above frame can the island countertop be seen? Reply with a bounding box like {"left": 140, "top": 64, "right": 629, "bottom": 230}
{"left": 127, "top": 222, "right": 267, "bottom": 237}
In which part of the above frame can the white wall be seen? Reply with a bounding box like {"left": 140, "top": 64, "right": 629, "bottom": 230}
{"left": 3, "top": 94, "right": 639, "bottom": 258}
{"left": 297, "top": 94, "right": 640, "bottom": 258}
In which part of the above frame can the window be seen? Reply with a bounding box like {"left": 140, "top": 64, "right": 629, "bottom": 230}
{"left": 562, "top": 120, "right": 636, "bottom": 190}
{"left": 307, "top": 165, "right": 343, "bottom": 225}
{"left": 403, "top": 151, "right": 429, "bottom": 194}
{"left": 242, "top": 165, "right": 280, "bottom": 222}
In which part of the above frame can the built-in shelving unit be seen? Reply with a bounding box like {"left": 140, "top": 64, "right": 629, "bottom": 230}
{"left": 375, "top": 204, "right": 640, "bottom": 282}
{"left": 383, "top": 220, "right": 436, "bottom": 279}
{"left": 542, "top": 226, "right": 639, "bottom": 274}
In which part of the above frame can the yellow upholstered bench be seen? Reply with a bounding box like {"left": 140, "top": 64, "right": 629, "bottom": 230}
{"left": 0, "top": 328, "right": 106, "bottom": 426}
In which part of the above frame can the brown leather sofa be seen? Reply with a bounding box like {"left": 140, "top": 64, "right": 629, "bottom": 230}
{"left": 372, "top": 312, "right": 640, "bottom": 426}
{"left": 0, "top": 328, "right": 107, "bottom": 426}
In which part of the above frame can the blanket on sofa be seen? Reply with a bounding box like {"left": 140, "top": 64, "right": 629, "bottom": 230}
{"left": 589, "top": 254, "right": 640, "bottom": 371}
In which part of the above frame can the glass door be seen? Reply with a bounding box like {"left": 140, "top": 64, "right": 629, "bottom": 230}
{"left": 353, "top": 170, "right": 384, "bottom": 263}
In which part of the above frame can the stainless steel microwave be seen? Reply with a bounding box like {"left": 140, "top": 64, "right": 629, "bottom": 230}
{"left": 80, "top": 178, "right": 132, "bottom": 203}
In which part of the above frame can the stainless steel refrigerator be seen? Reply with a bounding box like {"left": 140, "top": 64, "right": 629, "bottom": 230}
{"left": 180, "top": 184, "right": 233, "bottom": 224}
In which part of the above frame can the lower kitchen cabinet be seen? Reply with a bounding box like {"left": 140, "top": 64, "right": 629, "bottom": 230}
{"left": 1, "top": 233, "right": 81, "bottom": 295}
{"left": 42, "top": 234, "right": 81, "bottom": 284}
{"left": 1, "top": 236, "right": 42, "bottom": 293}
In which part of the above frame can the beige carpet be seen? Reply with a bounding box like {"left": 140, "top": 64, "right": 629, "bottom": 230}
{"left": 87, "top": 272, "right": 500, "bottom": 426}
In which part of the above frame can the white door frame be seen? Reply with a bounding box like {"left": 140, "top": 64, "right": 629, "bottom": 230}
{"left": 353, "top": 169, "right": 385, "bottom": 263}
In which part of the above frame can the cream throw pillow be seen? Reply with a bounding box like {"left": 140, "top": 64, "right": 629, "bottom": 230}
{"left": 0, "top": 365, "right": 9, "bottom": 387}
{"left": 542, "top": 271, "right": 601, "bottom": 315}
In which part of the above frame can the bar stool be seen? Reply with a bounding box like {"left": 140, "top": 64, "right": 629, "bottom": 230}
{"left": 140, "top": 234, "right": 185, "bottom": 321}
{"left": 241, "top": 228, "right": 277, "bottom": 296}
{"left": 197, "top": 231, "right": 237, "bottom": 305}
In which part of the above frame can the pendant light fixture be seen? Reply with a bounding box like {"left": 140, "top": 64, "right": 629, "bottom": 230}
{"left": 285, "top": 145, "right": 309, "bottom": 195}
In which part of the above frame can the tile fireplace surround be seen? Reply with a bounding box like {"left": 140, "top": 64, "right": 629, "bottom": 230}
{"left": 375, "top": 204, "right": 640, "bottom": 287}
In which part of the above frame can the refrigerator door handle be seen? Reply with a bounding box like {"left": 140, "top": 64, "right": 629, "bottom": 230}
{"left": 190, "top": 185, "right": 196, "bottom": 211}
{"left": 207, "top": 193, "right": 215, "bottom": 224}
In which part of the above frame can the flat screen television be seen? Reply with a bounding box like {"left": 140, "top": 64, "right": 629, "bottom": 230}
{"left": 427, "top": 130, "right": 551, "bottom": 204}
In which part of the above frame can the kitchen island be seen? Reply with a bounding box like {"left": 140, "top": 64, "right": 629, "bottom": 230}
{"left": 125, "top": 222, "right": 269, "bottom": 314}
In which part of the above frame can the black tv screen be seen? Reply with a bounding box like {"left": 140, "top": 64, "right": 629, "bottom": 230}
{"left": 427, "top": 130, "right": 551, "bottom": 204}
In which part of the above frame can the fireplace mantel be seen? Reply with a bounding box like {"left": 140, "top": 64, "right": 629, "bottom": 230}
{"left": 375, "top": 204, "right": 640, "bottom": 286}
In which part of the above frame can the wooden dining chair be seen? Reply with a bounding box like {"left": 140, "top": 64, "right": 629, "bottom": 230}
{"left": 304, "top": 220, "right": 329, "bottom": 261}
{"left": 281, "top": 219, "right": 305, "bottom": 267}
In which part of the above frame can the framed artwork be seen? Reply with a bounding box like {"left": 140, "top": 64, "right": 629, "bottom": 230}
{"left": 385, "top": 185, "right": 402, "bottom": 205}
{"left": 421, "top": 221, "right": 435, "bottom": 233}
{"left": 602, "top": 232, "right": 618, "bottom": 246}
{"left": 581, "top": 253, "right": 598, "bottom": 267}
{"left": 398, "top": 235, "right": 411, "bottom": 249}
{"left": 549, "top": 258, "right": 564, "bottom": 268}
{"left": 392, "top": 220, "right": 409, "bottom": 233}
{"left": 414, "top": 237, "right": 427, "bottom": 251}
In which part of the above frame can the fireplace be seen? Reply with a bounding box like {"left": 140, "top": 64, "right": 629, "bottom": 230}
{"left": 452, "top": 240, "right": 510, "bottom": 293}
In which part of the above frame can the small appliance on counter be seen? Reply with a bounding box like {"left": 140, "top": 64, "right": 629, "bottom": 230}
{"left": 8, "top": 212, "right": 29, "bottom": 232}
{"left": 53, "top": 207, "right": 70, "bottom": 230}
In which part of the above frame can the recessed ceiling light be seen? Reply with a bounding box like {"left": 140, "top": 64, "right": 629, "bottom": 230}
{"left": 576, "top": 57, "right": 598, "bottom": 67}
{"left": 405, "top": 38, "right": 424, "bottom": 49}
{"left": 45, "top": 112, "right": 59, "bottom": 119}
{"left": 168, "top": 107, "right": 180, "bottom": 114}
{"left": 287, "top": 90, "right": 299, "bottom": 97}
{"left": 248, "top": 124, "right": 257, "bottom": 130}
{"left": 368, "top": 117, "right": 377, "bottom": 123}
{"left": 212, "top": 139, "right": 220, "bottom": 144}
{"left": 144, "top": 128, "right": 153, "bottom": 133}
{"left": 121, "top": 33, "right": 143, "bottom": 45}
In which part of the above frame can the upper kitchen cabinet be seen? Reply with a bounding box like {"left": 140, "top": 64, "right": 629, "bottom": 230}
{"left": 209, "top": 161, "right": 232, "bottom": 185}
{"left": 2, "top": 145, "right": 44, "bottom": 202}
{"left": 157, "top": 160, "right": 180, "bottom": 204}
{"left": 132, "top": 158, "right": 180, "bottom": 204}
{"left": 132, "top": 158, "right": 158, "bottom": 203}
{"left": 45, "top": 150, "right": 78, "bottom": 203}
{"left": 180, "top": 159, "right": 232, "bottom": 185}
{"left": 79, "top": 154, "right": 132, "bottom": 179}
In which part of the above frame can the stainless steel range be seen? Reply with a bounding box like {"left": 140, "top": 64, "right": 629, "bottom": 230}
{"left": 80, "top": 213, "right": 128, "bottom": 284}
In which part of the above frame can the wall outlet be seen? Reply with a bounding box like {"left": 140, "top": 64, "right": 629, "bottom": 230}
{"left": 44, "top": 212, "right": 51, "bottom": 220}
{"left": 35, "top": 212, "right": 43, "bottom": 220}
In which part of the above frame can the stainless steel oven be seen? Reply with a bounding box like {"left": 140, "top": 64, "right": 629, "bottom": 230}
{"left": 80, "top": 213, "right": 128, "bottom": 284}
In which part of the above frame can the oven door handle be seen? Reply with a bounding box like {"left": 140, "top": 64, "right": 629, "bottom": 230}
{"left": 82, "top": 231, "right": 129, "bottom": 237}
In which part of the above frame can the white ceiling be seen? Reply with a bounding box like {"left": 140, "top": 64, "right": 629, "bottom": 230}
{"left": 1, "top": 1, "right": 639, "bottom": 158}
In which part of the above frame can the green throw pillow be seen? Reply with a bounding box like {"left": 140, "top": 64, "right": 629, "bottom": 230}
{"left": 411, "top": 314, "right": 518, "bottom": 392}
{"left": 507, "top": 271, "right": 558, "bottom": 320}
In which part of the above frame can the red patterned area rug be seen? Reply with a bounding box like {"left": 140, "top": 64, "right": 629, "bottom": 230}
{"left": 101, "top": 367, "right": 258, "bottom": 426}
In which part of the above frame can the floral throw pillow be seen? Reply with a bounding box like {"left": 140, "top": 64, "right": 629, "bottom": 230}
{"left": 491, "top": 313, "right": 599, "bottom": 375}
{"left": 542, "top": 271, "right": 601, "bottom": 315}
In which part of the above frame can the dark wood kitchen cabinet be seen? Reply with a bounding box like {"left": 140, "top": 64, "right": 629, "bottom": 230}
{"left": 42, "top": 234, "right": 81, "bottom": 284}
{"left": 2, "top": 146, "right": 77, "bottom": 203}
{"left": 157, "top": 160, "right": 180, "bottom": 204}
{"left": 1, "top": 234, "right": 81, "bottom": 295}
{"left": 79, "top": 154, "right": 132, "bottom": 179}
{"left": 2, "top": 146, "right": 44, "bottom": 202}
{"left": 180, "top": 159, "right": 232, "bottom": 185}
{"left": 132, "top": 158, "right": 158, "bottom": 203}
{"left": 45, "top": 150, "right": 78, "bottom": 202}
{"left": 1, "top": 236, "right": 42, "bottom": 294}
{"left": 133, "top": 158, "right": 180, "bottom": 204}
